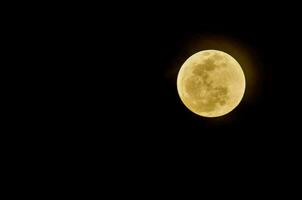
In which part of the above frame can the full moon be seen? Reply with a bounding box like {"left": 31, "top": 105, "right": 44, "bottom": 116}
{"left": 177, "top": 50, "right": 245, "bottom": 117}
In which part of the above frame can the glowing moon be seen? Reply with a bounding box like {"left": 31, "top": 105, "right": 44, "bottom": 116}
{"left": 177, "top": 50, "right": 245, "bottom": 117}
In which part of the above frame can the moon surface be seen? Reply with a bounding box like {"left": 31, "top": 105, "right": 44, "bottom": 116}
{"left": 177, "top": 50, "right": 245, "bottom": 117}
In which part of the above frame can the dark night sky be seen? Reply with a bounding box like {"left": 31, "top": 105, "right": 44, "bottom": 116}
{"left": 25, "top": 3, "right": 282, "bottom": 174}
{"left": 59, "top": 8, "right": 276, "bottom": 158}
{"left": 56, "top": 6, "right": 280, "bottom": 185}
{"left": 13, "top": 2, "right": 292, "bottom": 191}
{"left": 6, "top": 1, "right": 302, "bottom": 195}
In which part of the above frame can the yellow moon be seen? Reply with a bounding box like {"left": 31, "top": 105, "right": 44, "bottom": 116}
{"left": 177, "top": 50, "right": 245, "bottom": 117}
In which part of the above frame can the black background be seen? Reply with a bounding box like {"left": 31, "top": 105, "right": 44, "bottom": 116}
{"left": 15, "top": 2, "right": 285, "bottom": 188}
{"left": 62, "top": 8, "right": 275, "bottom": 140}
{"left": 53, "top": 5, "right": 279, "bottom": 174}
{"left": 44, "top": 6, "right": 278, "bottom": 154}
{"left": 9, "top": 3, "right": 302, "bottom": 198}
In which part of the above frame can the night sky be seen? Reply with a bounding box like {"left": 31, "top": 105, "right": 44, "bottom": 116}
{"left": 12, "top": 2, "right": 286, "bottom": 191}
{"left": 54, "top": 13, "right": 272, "bottom": 166}
{"left": 57, "top": 8, "right": 273, "bottom": 148}
{"left": 5, "top": 1, "right": 297, "bottom": 194}
{"left": 37, "top": 4, "right": 280, "bottom": 179}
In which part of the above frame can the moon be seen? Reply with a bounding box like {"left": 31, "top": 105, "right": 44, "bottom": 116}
{"left": 177, "top": 50, "right": 245, "bottom": 117}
